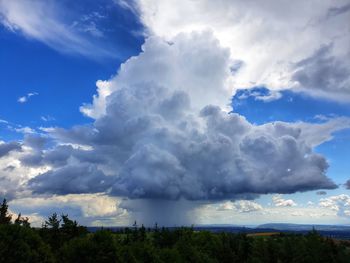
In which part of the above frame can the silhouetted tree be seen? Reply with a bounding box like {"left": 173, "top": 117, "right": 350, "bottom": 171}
{"left": 45, "top": 212, "right": 61, "bottom": 230}
{"left": 0, "top": 198, "right": 12, "bottom": 225}
{"left": 140, "top": 224, "right": 146, "bottom": 242}
{"left": 60, "top": 214, "right": 87, "bottom": 240}
{"left": 14, "top": 213, "right": 30, "bottom": 227}
{"left": 42, "top": 212, "right": 62, "bottom": 252}
{"left": 61, "top": 214, "right": 77, "bottom": 228}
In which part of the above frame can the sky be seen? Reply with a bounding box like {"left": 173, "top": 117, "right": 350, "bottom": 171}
{"left": 0, "top": 0, "right": 350, "bottom": 227}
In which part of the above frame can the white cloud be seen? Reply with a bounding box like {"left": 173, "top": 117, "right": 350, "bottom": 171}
{"left": 17, "top": 96, "right": 27, "bottom": 103}
{"left": 0, "top": 0, "right": 115, "bottom": 58}
{"left": 14, "top": 126, "right": 36, "bottom": 134}
{"left": 115, "top": 0, "right": 139, "bottom": 15}
{"left": 9, "top": 194, "right": 129, "bottom": 227}
{"left": 80, "top": 80, "right": 113, "bottom": 119}
{"left": 238, "top": 89, "right": 282, "bottom": 102}
{"left": 296, "top": 117, "right": 350, "bottom": 148}
{"left": 17, "top": 92, "right": 38, "bottom": 103}
{"left": 313, "top": 114, "right": 338, "bottom": 122}
{"left": 195, "top": 201, "right": 339, "bottom": 225}
{"left": 135, "top": 0, "right": 350, "bottom": 101}
{"left": 7, "top": 208, "right": 45, "bottom": 227}
{"left": 39, "top": 127, "right": 56, "bottom": 133}
{"left": 71, "top": 11, "right": 105, "bottom": 38}
{"left": 0, "top": 142, "right": 50, "bottom": 200}
{"left": 40, "top": 115, "right": 55, "bottom": 122}
{"left": 272, "top": 195, "right": 297, "bottom": 207}
{"left": 217, "top": 200, "right": 263, "bottom": 213}
{"left": 80, "top": 31, "right": 233, "bottom": 118}
{"left": 319, "top": 194, "right": 350, "bottom": 217}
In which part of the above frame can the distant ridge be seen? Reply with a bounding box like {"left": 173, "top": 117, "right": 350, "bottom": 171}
{"left": 257, "top": 223, "right": 350, "bottom": 232}
{"left": 87, "top": 223, "right": 350, "bottom": 240}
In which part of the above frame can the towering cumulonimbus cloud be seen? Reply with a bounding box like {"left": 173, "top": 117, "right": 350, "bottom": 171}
{"left": 0, "top": 0, "right": 348, "bottom": 227}
{"left": 26, "top": 32, "right": 342, "bottom": 204}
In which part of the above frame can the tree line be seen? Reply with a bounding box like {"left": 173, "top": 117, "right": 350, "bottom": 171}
{"left": 1, "top": 198, "right": 350, "bottom": 263}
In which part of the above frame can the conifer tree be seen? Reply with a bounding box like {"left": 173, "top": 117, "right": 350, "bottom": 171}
{"left": 45, "top": 213, "right": 61, "bottom": 230}
{"left": 0, "top": 198, "right": 12, "bottom": 225}
{"left": 14, "top": 213, "right": 30, "bottom": 227}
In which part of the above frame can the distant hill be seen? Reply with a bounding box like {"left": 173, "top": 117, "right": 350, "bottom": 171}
{"left": 257, "top": 223, "right": 350, "bottom": 232}
{"left": 88, "top": 223, "right": 350, "bottom": 233}
{"left": 87, "top": 223, "right": 350, "bottom": 240}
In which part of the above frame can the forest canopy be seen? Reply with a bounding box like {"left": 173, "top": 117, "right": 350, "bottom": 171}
{"left": 0, "top": 199, "right": 349, "bottom": 263}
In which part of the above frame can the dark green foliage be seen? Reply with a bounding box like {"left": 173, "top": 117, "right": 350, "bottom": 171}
{"left": 14, "top": 213, "right": 30, "bottom": 227}
{"left": 61, "top": 230, "right": 119, "bottom": 263}
{"left": 0, "top": 200, "right": 350, "bottom": 263}
{"left": 1, "top": 223, "right": 350, "bottom": 263}
{"left": 44, "top": 213, "right": 60, "bottom": 230}
{"left": 0, "top": 224, "right": 54, "bottom": 263}
{"left": 246, "top": 231, "right": 350, "bottom": 263}
{"left": 0, "top": 198, "right": 12, "bottom": 225}
{"left": 39, "top": 213, "right": 88, "bottom": 254}
{"left": 60, "top": 214, "right": 87, "bottom": 241}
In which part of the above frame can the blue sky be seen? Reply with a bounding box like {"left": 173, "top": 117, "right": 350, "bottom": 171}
{"left": 233, "top": 87, "right": 350, "bottom": 124}
{"left": 0, "top": 0, "right": 143, "bottom": 137}
{"left": 1, "top": 0, "right": 350, "bottom": 227}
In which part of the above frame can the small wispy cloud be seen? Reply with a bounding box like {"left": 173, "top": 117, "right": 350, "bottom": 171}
{"left": 217, "top": 200, "right": 263, "bottom": 213}
{"left": 71, "top": 11, "right": 105, "bottom": 38}
{"left": 0, "top": 119, "right": 37, "bottom": 135}
{"left": 272, "top": 195, "right": 297, "bottom": 207}
{"left": 114, "top": 0, "right": 139, "bottom": 15}
{"left": 40, "top": 115, "right": 55, "bottom": 122}
{"left": 17, "top": 92, "right": 38, "bottom": 103}
{"left": 237, "top": 88, "right": 282, "bottom": 103}
{"left": 14, "top": 126, "right": 36, "bottom": 134}
{"left": 313, "top": 114, "right": 338, "bottom": 122}
{"left": 0, "top": 0, "right": 117, "bottom": 59}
